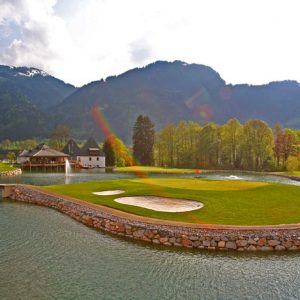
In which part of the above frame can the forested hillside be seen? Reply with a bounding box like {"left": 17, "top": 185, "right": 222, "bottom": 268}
{"left": 1, "top": 61, "right": 300, "bottom": 142}
{"left": 0, "top": 65, "right": 76, "bottom": 140}
{"left": 56, "top": 61, "right": 300, "bottom": 142}
{"left": 0, "top": 65, "right": 76, "bottom": 109}
{"left": 0, "top": 80, "right": 48, "bottom": 140}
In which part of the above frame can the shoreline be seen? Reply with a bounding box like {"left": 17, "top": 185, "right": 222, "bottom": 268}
{"left": 0, "top": 168, "right": 22, "bottom": 177}
{"left": 113, "top": 167, "right": 300, "bottom": 180}
{"left": 8, "top": 184, "right": 300, "bottom": 252}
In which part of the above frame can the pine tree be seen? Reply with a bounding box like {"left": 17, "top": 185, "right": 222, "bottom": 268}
{"left": 49, "top": 125, "right": 71, "bottom": 150}
{"left": 132, "top": 115, "right": 155, "bottom": 165}
{"left": 103, "top": 138, "right": 116, "bottom": 166}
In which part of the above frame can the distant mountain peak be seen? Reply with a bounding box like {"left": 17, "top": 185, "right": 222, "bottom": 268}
{"left": 105, "top": 60, "right": 225, "bottom": 87}
{"left": 16, "top": 68, "right": 49, "bottom": 78}
{"left": 0, "top": 65, "right": 49, "bottom": 78}
{"left": 0, "top": 64, "right": 77, "bottom": 114}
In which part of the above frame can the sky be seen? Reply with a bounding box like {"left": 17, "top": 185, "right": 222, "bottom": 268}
{"left": 0, "top": 0, "right": 300, "bottom": 87}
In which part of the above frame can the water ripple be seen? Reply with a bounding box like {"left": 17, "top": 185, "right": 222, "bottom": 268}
{"left": 1, "top": 201, "right": 300, "bottom": 300}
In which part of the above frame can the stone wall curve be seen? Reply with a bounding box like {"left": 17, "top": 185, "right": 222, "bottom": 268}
{"left": 9, "top": 185, "right": 300, "bottom": 252}
{"left": 0, "top": 168, "right": 22, "bottom": 177}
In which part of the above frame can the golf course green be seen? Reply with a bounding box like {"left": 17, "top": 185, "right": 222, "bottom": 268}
{"left": 44, "top": 178, "right": 300, "bottom": 225}
{"left": 0, "top": 162, "right": 16, "bottom": 172}
{"left": 114, "top": 166, "right": 198, "bottom": 174}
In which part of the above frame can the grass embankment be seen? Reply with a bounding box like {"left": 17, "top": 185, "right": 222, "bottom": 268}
{"left": 114, "top": 166, "right": 201, "bottom": 174}
{"left": 274, "top": 171, "right": 300, "bottom": 177}
{"left": 0, "top": 162, "right": 16, "bottom": 172}
{"left": 44, "top": 178, "right": 300, "bottom": 226}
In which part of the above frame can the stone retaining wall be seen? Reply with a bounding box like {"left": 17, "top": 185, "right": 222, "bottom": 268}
{"left": 0, "top": 168, "right": 22, "bottom": 176}
{"left": 9, "top": 185, "right": 300, "bottom": 252}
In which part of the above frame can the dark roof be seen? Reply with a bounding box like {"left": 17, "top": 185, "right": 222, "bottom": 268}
{"left": 78, "top": 137, "right": 105, "bottom": 156}
{"left": 62, "top": 139, "right": 80, "bottom": 156}
{"left": 19, "top": 149, "right": 30, "bottom": 157}
{"left": 19, "top": 144, "right": 69, "bottom": 157}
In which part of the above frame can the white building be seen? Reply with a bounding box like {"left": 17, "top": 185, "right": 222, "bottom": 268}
{"left": 76, "top": 137, "right": 105, "bottom": 168}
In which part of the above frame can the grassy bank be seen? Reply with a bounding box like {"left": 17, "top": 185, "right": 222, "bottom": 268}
{"left": 0, "top": 162, "right": 16, "bottom": 172}
{"left": 274, "top": 171, "right": 300, "bottom": 177}
{"left": 44, "top": 178, "right": 300, "bottom": 225}
{"left": 114, "top": 166, "right": 201, "bottom": 174}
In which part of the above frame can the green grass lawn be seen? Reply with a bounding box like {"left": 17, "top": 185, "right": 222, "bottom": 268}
{"left": 274, "top": 171, "right": 300, "bottom": 177}
{"left": 0, "top": 162, "right": 16, "bottom": 172}
{"left": 114, "top": 166, "right": 201, "bottom": 174}
{"left": 44, "top": 178, "right": 300, "bottom": 226}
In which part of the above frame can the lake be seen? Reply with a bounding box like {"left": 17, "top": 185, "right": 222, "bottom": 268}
{"left": 1, "top": 200, "right": 300, "bottom": 299}
{"left": 0, "top": 169, "right": 299, "bottom": 186}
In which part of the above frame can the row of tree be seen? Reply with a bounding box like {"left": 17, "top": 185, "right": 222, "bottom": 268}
{"left": 0, "top": 125, "right": 72, "bottom": 152}
{"left": 102, "top": 116, "right": 300, "bottom": 171}
{"left": 155, "top": 118, "right": 300, "bottom": 171}
{"left": 2, "top": 115, "right": 299, "bottom": 171}
{"left": 0, "top": 139, "right": 38, "bottom": 151}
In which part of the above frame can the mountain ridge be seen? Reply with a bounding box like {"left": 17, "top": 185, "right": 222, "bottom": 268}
{"left": 55, "top": 60, "right": 300, "bottom": 142}
{"left": 1, "top": 60, "right": 300, "bottom": 141}
{"left": 0, "top": 65, "right": 76, "bottom": 109}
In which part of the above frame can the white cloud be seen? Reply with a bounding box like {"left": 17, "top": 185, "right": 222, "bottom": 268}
{"left": 0, "top": 0, "right": 73, "bottom": 77}
{"left": 129, "top": 39, "right": 152, "bottom": 64}
{"left": 0, "top": 0, "right": 300, "bottom": 86}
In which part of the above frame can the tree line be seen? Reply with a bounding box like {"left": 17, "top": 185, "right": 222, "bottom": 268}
{"left": 155, "top": 118, "right": 300, "bottom": 171}
{"left": 2, "top": 116, "right": 299, "bottom": 171}
{"left": 99, "top": 116, "right": 300, "bottom": 171}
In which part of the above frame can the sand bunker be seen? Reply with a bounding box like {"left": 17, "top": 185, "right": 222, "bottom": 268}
{"left": 227, "top": 175, "right": 242, "bottom": 180}
{"left": 93, "top": 190, "right": 125, "bottom": 196}
{"left": 114, "top": 196, "right": 204, "bottom": 212}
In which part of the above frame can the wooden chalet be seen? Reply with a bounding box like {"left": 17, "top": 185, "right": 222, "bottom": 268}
{"left": 18, "top": 144, "right": 69, "bottom": 171}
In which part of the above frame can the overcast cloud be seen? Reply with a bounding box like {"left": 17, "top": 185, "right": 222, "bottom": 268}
{"left": 129, "top": 39, "right": 152, "bottom": 64}
{"left": 0, "top": 0, "right": 299, "bottom": 86}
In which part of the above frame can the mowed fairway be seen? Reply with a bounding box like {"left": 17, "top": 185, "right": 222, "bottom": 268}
{"left": 44, "top": 178, "right": 300, "bottom": 225}
{"left": 114, "top": 166, "right": 198, "bottom": 174}
{"left": 0, "top": 162, "right": 15, "bottom": 172}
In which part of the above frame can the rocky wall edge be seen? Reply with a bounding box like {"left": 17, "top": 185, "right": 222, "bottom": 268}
{"left": 0, "top": 168, "right": 22, "bottom": 176}
{"left": 9, "top": 185, "right": 300, "bottom": 252}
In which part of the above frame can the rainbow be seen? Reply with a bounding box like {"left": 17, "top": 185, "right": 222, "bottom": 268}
{"left": 91, "top": 103, "right": 201, "bottom": 203}
{"left": 91, "top": 103, "right": 137, "bottom": 170}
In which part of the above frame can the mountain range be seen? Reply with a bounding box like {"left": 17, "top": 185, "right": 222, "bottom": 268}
{"left": 0, "top": 65, "right": 76, "bottom": 140}
{"left": 1, "top": 61, "right": 300, "bottom": 142}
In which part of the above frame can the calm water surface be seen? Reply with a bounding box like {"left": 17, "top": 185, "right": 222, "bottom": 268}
{"left": 0, "top": 169, "right": 135, "bottom": 186}
{"left": 1, "top": 200, "right": 300, "bottom": 300}
{"left": 0, "top": 169, "right": 299, "bottom": 186}
{"left": 197, "top": 172, "right": 300, "bottom": 186}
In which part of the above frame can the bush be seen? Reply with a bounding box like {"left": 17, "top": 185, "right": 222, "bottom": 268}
{"left": 287, "top": 156, "right": 299, "bottom": 172}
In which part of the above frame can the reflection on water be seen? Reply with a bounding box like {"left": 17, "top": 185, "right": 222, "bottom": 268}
{"left": 1, "top": 201, "right": 300, "bottom": 300}
{"left": 196, "top": 172, "right": 300, "bottom": 186}
{"left": 0, "top": 169, "right": 299, "bottom": 187}
{"left": 0, "top": 169, "right": 135, "bottom": 186}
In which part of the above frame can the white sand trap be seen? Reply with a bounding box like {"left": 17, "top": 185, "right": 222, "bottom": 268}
{"left": 227, "top": 175, "right": 242, "bottom": 180}
{"left": 93, "top": 190, "right": 125, "bottom": 196}
{"left": 114, "top": 196, "right": 204, "bottom": 212}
